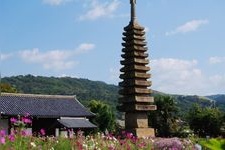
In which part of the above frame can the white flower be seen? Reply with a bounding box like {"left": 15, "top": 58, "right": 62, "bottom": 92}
{"left": 30, "top": 142, "right": 36, "bottom": 148}
{"left": 112, "top": 137, "right": 118, "bottom": 142}
{"left": 83, "top": 144, "right": 88, "bottom": 149}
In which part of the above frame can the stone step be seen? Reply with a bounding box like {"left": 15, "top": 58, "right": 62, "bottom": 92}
{"left": 122, "top": 35, "right": 145, "bottom": 41}
{"left": 120, "top": 65, "right": 150, "bottom": 72}
{"left": 120, "top": 72, "right": 150, "bottom": 79}
{"left": 120, "top": 58, "right": 149, "bottom": 65}
{"left": 118, "top": 96, "right": 154, "bottom": 103}
{"left": 117, "top": 104, "right": 156, "bottom": 112}
{"left": 121, "top": 51, "right": 148, "bottom": 58}
{"left": 119, "top": 80, "right": 151, "bottom": 87}
{"left": 122, "top": 40, "right": 147, "bottom": 47}
{"left": 123, "top": 29, "right": 145, "bottom": 36}
{"left": 119, "top": 88, "right": 152, "bottom": 95}
{"left": 122, "top": 46, "right": 148, "bottom": 52}
{"left": 124, "top": 23, "right": 145, "bottom": 31}
{"left": 126, "top": 128, "right": 155, "bottom": 138}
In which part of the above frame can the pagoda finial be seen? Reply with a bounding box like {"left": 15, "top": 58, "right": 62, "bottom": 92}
{"left": 130, "top": 0, "right": 136, "bottom": 22}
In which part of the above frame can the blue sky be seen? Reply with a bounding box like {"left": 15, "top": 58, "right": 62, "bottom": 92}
{"left": 1, "top": 0, "right": 225, "bottom": 95}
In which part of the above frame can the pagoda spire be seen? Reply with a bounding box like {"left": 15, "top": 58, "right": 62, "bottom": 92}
{"left": 130, "top": 0, "right": 136, "bottom": 22}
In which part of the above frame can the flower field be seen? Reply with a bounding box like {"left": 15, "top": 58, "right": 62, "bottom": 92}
{"left": 0, "top": 129, "right": 196, "bottom": 150}
{"left": 0, "top": 115, "right": 224, "bottom": 149}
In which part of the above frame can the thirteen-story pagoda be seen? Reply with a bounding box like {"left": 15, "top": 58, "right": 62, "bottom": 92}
{"left": 118, "top": 0, "right": 156, "bottom": 137}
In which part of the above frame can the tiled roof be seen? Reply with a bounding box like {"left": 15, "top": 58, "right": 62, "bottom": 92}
{"left": 0, "top": 93, "right": 94, "bottom": 118}
{"left": 58, "top": 118, "right": 97, "bottom": 128}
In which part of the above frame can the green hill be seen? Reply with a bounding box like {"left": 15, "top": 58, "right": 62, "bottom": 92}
{"left": 207, "top": 95, "right": 225, "bottom": 112}
{"left": 1, "top": 75, "right": 118, "bottom": 107}
{"left": 1, "top": 75, "right": 225, "bottom": 117}
{"left": 172, "top": 95, "right": 215, "bottom": 117}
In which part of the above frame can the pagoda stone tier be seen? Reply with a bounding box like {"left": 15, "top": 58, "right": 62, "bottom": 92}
{"left": 117, "top": 0, "right": 156, "bottom": 138}
{"left": 118, "top": 22, "right": 156, "bottom": 113}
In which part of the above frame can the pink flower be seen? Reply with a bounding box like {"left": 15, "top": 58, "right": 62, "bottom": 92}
{"left": 10, "top": 117, "right": 18, "bottom": 124}
{"left": 40, "top": 129, "right": 45, "bottom": 136}
{"left": 21, "top": 130, "right": 27, "bottom": 136}
{"left": 0, "top": 130, "right": 6, "bottom": 137}
{"left": 8, "top": 134, "right": 15, "bottom": 142}
{"left": 126, "top": 132, "right": 133, "bottom": 139}
{"left": 22, "top": 117, "right": 32, "bottom": 124}
{"left": 68, "top": 129, "right": 74, "bottom": 138}
{"left": 21, "top": 130, "right": 31, "bottom": 136}
{"left": 10, "top": 130, "right": 17, "bottom": 135}
{"left": 0, "top": 137, "right": 5, "bottom": 144}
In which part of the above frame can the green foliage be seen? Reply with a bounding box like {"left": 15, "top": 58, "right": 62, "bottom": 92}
{"left": 174, "top": 95, "right": 214, "bottom": 118}
{"left": 148, "top": 95, "right": 179, "bottom": 137}
{"left": 1, "top": 75, "right": 118, "bottom": 109}
{"left": 207, "top": 95, "right": 225, "bottom": 112}
{"left": 200, "top": 138, "right": 225, "bottom": 150}
{"left": 52, "top": 137, "right": 72, "bottom": 150}
{"left": 187, "top": 104, "right": 224, "bottom": 137}
{"left": 0, "top": 83, "right": 17, "bottom": 93}
{"left": 88, "top": 100, "right": 116, "bottom": 132}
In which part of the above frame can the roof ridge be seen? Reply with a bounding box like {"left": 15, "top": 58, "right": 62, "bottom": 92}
{"left": 1, "top": 93, "right": 75, "bottom": 99}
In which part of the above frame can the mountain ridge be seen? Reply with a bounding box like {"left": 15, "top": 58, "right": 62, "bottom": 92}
{"left": 1, "top": 75, "right": 225, "bottom": 115}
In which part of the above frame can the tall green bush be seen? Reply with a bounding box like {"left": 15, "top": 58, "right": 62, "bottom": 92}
{"left": 148, "top": 95, "right": 179, "bottom": 137}
{"left": 187, "top": 104, "right": 224, "bottom": 137}
{"left": 88, "top": 100, "right": 116, "bottom": 132}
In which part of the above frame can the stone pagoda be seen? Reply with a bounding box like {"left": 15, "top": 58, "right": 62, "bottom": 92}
{"left": 118, "top": 0, "right": 156, "bottom": 137}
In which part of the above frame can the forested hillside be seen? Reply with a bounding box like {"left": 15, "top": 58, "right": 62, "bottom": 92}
{"left": 1, "top": 75, "right": 225, "bottom": 116}
{"left": 173, "top": 95, "right": 216, "bottom": 116}
{"left": 207, "top": 95, "right": 225, "bottom": 112}
{"left": 1, "top": 75, "right": 118, "bottom": 107}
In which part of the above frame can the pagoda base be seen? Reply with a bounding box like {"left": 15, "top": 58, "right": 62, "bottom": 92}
{"left": 127, "top": 128, "right": 155, "bottom": 138}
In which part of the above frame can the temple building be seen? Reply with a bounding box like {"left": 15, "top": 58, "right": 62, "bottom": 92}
{"left": 118, "top": 0, "right": 156, "bottom": 137}
{"left": 0, "top": 93, "right": 96, "bottom": 136}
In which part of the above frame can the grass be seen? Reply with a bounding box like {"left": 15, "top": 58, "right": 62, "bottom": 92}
{"left": 199, "top": 138, "right": 225, "bottom": 150}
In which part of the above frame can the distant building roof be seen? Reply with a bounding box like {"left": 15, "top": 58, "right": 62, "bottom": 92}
{"left": 0, "top": 93, "right": 94, "bottom": 118}
{"left": 58, "top": 118, "right": 97, "bottom": 128}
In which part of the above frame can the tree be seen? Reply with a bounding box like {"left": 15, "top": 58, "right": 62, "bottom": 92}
{"left": 0, "top": 83, "right": 17, "bottom": 93}
{"left": 148, "top": 95, "right": 179, "bottom": 137}
{"left": 187, "top": 104, "right": 224, "bottom": 137}
{"left": 88, "top": 100, "right": 116, "bottom": 133}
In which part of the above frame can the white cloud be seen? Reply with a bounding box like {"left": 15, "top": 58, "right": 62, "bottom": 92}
{"left": 209, "top": 75, "right": 225, "bottom": 87}
{"left": 19, "top": 43, "right": 95, "bottom": 71}
{"left": 209, "top": 56, "right": 225, "bottom": 64}
{"left": 151, "top": 58, "right": 225, "bottom": 95}
{"left": 19, "top": 48, "right": 75, "bottom": 71}
{"left": 151, "top": 58, "right": 205, "bottom": 94}
{"left": 44, "top": 61, "right": 77, "bottom": 70}
{"left": 78, "top": 0, "right": 121, "bottom": 21}
{"left": 166, "top": 19, "right": 209, "bottom": 36}
{"left": 75, "top": 43, "right": 95, "bottom": 54}
{"left": 42, "top": 0, "right": 71, "bottom": 6}
{"left": 0, "top": 53, "right": 13, "bottom": 61}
